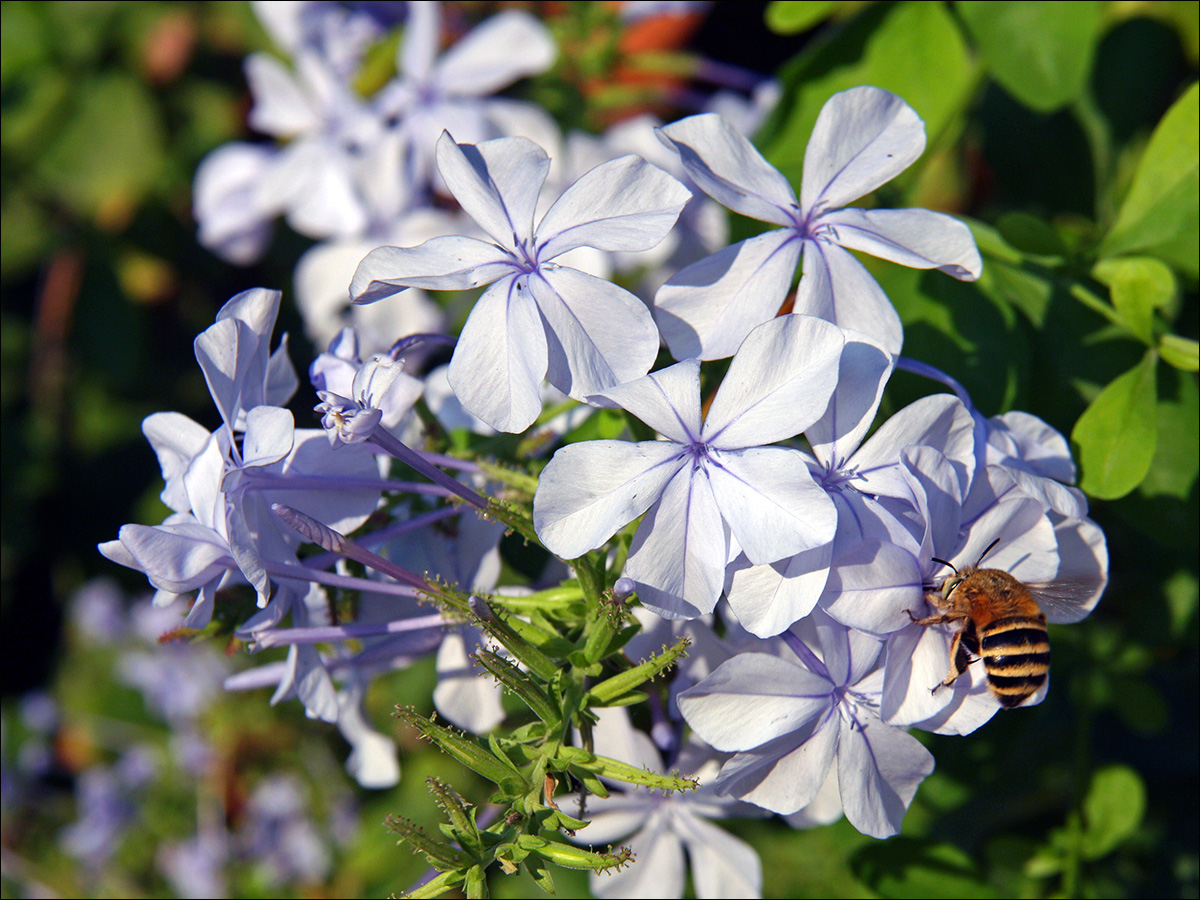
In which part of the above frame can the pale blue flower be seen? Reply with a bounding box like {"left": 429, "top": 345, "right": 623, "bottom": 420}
{"left": 654, "top": 86, "right": 982, "bottom": 360}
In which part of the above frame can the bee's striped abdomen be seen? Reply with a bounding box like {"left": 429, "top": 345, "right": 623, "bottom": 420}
{"left": 979, "top": 615, "right": 1050, "bottom": 708}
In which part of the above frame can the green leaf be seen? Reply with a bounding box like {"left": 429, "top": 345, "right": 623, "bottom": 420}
{"left": 956, "top": 1, "right": 1103, "bottom": 112}
{"left": 995, "top": 212, "right": 1069, "bottom": 259}
{"left": 1080, "top": 765, "right": 1147, "bottom": 859}
{"left": 762, "top": 2, "right": 973, "bottom": 186}
{"left": 1100, "top": 82, "right": 1199, "bottom": 278}
{"left": 1071, "top": 350, "right": 1159, "bottom": 499}
{"left": 852, "top": 837, "right": 1001, "bottom": 898}
{"left": 35, "top": 72, "right": 166, "bottom": 220}
{"left": 1159, "top": 334, "right": 1200, "bottom": 371}
{"left": 1091, "top": 256, "right": 1177, "bottom": 344}
{"left": 766, "top": 0, "right": 837, "bottom": 34}
{"left": 1139, "top": 366, "right": 1199, "bottom": 499}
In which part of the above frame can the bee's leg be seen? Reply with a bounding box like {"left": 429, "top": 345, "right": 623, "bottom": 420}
{"left": 906, "top": 609, "right": 953, "bottom": 627}
{"left": 933, "top": 628, "right": 976, "bottom": 693}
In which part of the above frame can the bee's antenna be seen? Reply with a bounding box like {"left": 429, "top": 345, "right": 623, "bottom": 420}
{"left": 930, "top": 556, "right": 958, "bottom": 575}
{"left": 975, "top": 538, "right": 1001, "bottom": 567}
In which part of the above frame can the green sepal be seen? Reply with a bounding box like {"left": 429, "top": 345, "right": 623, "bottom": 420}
{"left": 521, "top": 834, "right": 634, "bottom": 872}
{"left": 556, "top": 745, "right": 697, "bottom": 794}
{"left": 464, "top": 864, "right": 488, "bottom": 900}
{"left": 384, "top": 815, "right": 474, "bottom": 870}
{"left": 470, "top": 596, "right": 561, "bottom": 681}
{"left": 524, "top": 854, "right": 556, "bottom": 894}
{"left": 475, "top": 649, "right": 563, "bottom": 728}
{"left": 428, "top": 778, "right": 483, "bottom": 857}
{"left": 406, "top": 869, "right": 468, "bottom": 899}
{"left": 397, "top": 706, "right": 528, "bottom": 788}
{"left": 1160, "top": 334, "right": 1200, "bottom": 372}
{"left": 585, "top": 636, "right": 689, "bottom": 705}
{"left": 592, "top": 690, "right": 650, "bottom": 708}
{"left": 476, "top": 458, "right": 540, "bottom": 496}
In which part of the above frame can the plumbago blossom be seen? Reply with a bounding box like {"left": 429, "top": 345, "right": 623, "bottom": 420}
{"left": 654, "top": 86, "right": 983, "bottom": 359}
{"left": 112, "top": 40, "right": 1112, "bottom": 891}
{"left": 351, "top": 131, "right": 691, "bottom": 431}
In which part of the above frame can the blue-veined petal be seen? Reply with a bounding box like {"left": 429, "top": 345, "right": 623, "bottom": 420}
{"left": 823, "top": 207, "right": 983, "bottom": 279}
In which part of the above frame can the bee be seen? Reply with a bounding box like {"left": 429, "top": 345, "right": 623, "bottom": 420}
{"left": 907, "top": 540, "right": 1050, "bottom": 709}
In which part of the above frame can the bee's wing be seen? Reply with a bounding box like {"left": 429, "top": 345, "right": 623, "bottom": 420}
{"left": 1026, "top": 577, "right": 1107, "bottom": 624}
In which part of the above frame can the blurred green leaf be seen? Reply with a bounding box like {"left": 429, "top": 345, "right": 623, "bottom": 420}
{"left": 1091, "top": 256, "right": 1177, "bottom": 344}
{"left": 1163, "top": 569, "right": 1199, "bottom": 639}
{"left": 1159, "top": 334, "right": 1200, "bottom": 371}
{"left": 0, "top": 2, "right": 52, "bottom": 85}
{"left": 1072, "top": 349, "right": 1158, "bottom": 498}
{"left": 35, "top": 72, "right": 167, "bottom": 221}
{"left": 762, "top": 1, "right": 973, "bottom": 187}
{"left": 1099, "top": 82, "right": 1199, "bottom": 278}
{"left": 853, "top": 838, "right": 1000, "bottom": 898}
{"left": 956, "top": 1, "right": 1103, "bottom": 112}
{"left": 765, "top": 0, "right": 837, "bottom": 34}
{"left": 1139, "top": 366, "right": 1199, "bottom": 500}
{"left": 995, "top": 211, "right": 1069, "bottom": 259}
{"left": 1080, "top": 764, "right": 1146, "bottom": 859}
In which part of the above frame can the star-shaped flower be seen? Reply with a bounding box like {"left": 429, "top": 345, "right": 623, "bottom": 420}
{"left": 654, "top": 86, "right": 983, "bottom": 360}
{"left": 351, "top": 132, "right": 691, "bottom": 432}
{"left": 534, "top": 314, "right": 844, "bottom": 620}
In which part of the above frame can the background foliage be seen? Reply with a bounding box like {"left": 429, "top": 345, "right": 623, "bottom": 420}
{"left": 1, "top": 2, "right": 1196, "bottom": 897}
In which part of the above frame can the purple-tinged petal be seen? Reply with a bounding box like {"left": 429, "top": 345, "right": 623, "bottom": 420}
{"left": 271, "top": 643, "right": 339, "bottom": 723}
{"left": 835, "top": 713, "right": 933, "bottom": 839}
{"left": 624, "top": 466, "right": 728, "bottom": 619}
{"left": 900, "top": 446, "right": 966, "bottom": 563}
{"left": 193, "top": 143, "right": 277, "bottom": 265}
{"left": 794, "top": 239, "right": 904, "bottom": 355}
{"left": 822, "top": 207, "right": 982, "bottom": 280}
{"left": 954, "top": 496, "right": 1058, "bottom": 586}
{"left": 398, "top": 0, "right": 438, "bottom": 81}
{"left": 245, "top": 53, "right": 319, "bottom": 136}
{"left": 350, "top": 236, "right": 512, "bottom": 304}
{"left": 657, "top": 113, "right": 799, "bottom": 225}
{"left": 708, "top": 447, "right": 836, "bottom": 564}
{"left": 714, "top": 720, "right": 838, "bottom": 815}
{"left": 806, "top": 333, "right": 894, "bottom": 469}
{"left": 725, "top": 543, "right": 832, "bottom": 639}
{"left": 853, "top": 395, "right": 975, "bottom": 502}
{"left": 593, "top": 822, "right": 685, "bottom": 900}
{"left": 534, "top": 441, "right": 684, "bottom": 559}
{"left": 1035, "top": 516, "right": 1107, "bottom": 624}
{"left": 434, "top": 11, "right": 556, "bottom": 96}
{"left": 679, "top": 815, "right": 763, "bottom": 899}
{"left": 654, "top": 229, "right": 803, "bottom": 361}
{"left": 819, "top": 540, "right": 923, "bottom": 635}
{"left": 262, "top": 140, "right": 368, "bottom": 239}
{"left": 595, "top": 359, "right": 703, "bottom": 443}
{"left": 143, "top": 413, "right": 211, "bottom": 514}
{"left": 880, "top": 623, "right": 999, "bottom": 735}
{"left": 117, "top": 522, "right": 230, "bottom": 594}
{"left": 704, "top": 314, "right": 845, "bottom": 448}
{"left": 194, "top": 318, "right": 258, "bottom": 433}
{"left": 800, "top": 87, "right": 925, "bottom": 213}
{"left": 537, "top": 156, "right": 690, "bottom": 258}
{"left": 447, "top": 276, "right": 547, "bottom": 433}
{"left": 267, "top": 430, "right": 381, "bottom": 534}
{"left": 242, "top": 407, "right": 295, "bottom": 468}
{"left": 679, "top": 653, "right": 831, "bottom": 751}
{"left": 436, "top": 133, "right": 549, "bottom": 248}
{"left": 528, "top": 266, "right": 659, "bottom": 399}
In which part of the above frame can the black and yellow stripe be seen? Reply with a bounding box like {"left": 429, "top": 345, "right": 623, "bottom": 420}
{"left": 980, "top": 615, "right": 1050, "bottom": 708}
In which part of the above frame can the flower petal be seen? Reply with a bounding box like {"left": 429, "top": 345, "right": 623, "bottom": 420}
{"left": 794, "top": 239, "right": 904, "bottom": 355}
{"left": 537, "top": 156, "right": 691, "bottom": 258}
{"left": 434, "top": 11, "right": 556, "bottom": 96}
{"left": 528, "top": 266, "right": 660, "bottom": 399}
{"left": 678, "top": 653, "right": 831, "bottom": 751}
{"left": 533, "top": 440, "right": 683, "bottom": 559}
{"left": 708, "top": 447, "right": 837, "bottom": 565}
{"left": 624, "top": 466, "right": 728, "bottom": 620}
{"left": 823, "top": 207, "right": 982, "bottom": 280}
{"left": 593, "top": 360, "right": 702, "bottom": 444}
{"left": 654, "top": 229, "right": 803, "bottom": 361}
{"left": 657, "top": 113, "right": 799, "bottom": 225}
{"left": 350, "top": 236, "right": 512, "bottom": 305}
{"left": 835, "top": 712, "right": 933, "bottom": 839}
{"left": 805, "top": 333, "right": 894, "bottom": 469}
{"left": 704, "top": 314, "right": 845, "bottom": 447}
{"left": 800, "top": 86, "right": 925, "bottom": 213}
{"left": 436, "top": 133, "right": 549, "bottom": 248}
{"left": 448, "top": 276, "right": 547, "bottom": 433}
{"left": 726, "top": 544, "right": 833, "bottom": 638}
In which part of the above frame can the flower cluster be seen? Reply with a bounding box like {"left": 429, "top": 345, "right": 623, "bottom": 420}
{"left": 105, "top": 7, "right": 1110, "bottom": 898}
